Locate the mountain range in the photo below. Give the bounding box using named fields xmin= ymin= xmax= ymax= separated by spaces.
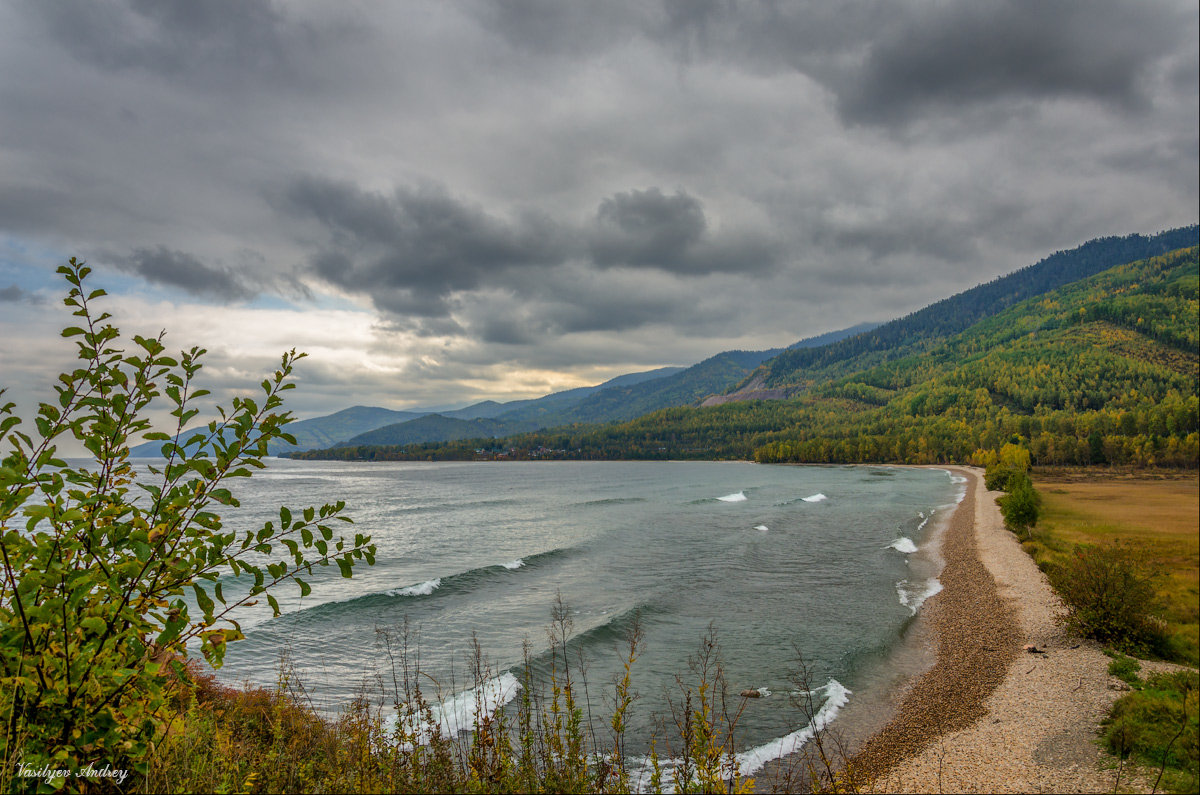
xmin=134 ymin=225 xmax=1197 ymax=459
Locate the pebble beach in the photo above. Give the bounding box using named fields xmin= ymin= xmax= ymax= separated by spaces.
xmin=852 ymin=467 xmax=1160 ymax=794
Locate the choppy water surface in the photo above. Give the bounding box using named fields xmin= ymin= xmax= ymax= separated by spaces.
xmin=184 ymin=459 xmax=963 ymax=775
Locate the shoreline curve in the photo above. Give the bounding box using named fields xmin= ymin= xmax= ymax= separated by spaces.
xmin=852 ymin=466 xmax=1158 ymax=794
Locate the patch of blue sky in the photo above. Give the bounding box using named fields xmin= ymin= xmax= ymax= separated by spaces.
xmin=244 ymin=293 xmax=301 ymax=311
xmin=0 ymin=236 xmax=71 ymax=291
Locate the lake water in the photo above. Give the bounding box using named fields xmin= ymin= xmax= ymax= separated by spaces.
xmin=199 ymin=459 xmax=964 ymax=777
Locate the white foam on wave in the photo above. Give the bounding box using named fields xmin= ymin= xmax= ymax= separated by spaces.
xmin=502 ymin=559 xmax=524 ymax=570
xmin=386 ymin=578 xmax=441 ymax=597
xmin=888 ymin=537 xmax=918 ymax=554
xmin=896 ymin=578 xmax=943 ymax=615
xmin=717 ymin=491 xmax=747 ymax=502
xmin=630 ymin=680 xmax=851 ymax=791
xmin=754 ymin=525 xmax=769 ymax=532
xmin=387 ymin=672 xmax=521 ymax=747
xmin=756 ymin=686 xmax=772 ymax=697
xmin=801 ymin=493 xmax=827 ymax=503
xmin=734 ymin=679 xmax=851 ymax=777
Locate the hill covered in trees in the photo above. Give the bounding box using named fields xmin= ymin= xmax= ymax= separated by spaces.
xmin=724 ymin=225 xmax=1199 ymax=397
xmin=295 ymin=245 xmax=1199 ymax=468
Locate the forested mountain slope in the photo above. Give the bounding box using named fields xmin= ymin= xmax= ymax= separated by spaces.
xmin=732 ymin=225 xmax=1198 ymax=396
xmin=338 ymin=323 xmax=881 ymax=447
xmin=300 ymin=246 xmax=1198 ymax=467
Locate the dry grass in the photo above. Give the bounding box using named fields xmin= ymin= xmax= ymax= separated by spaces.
xmin=1030 ymin=473 xmax=1199 ymax=663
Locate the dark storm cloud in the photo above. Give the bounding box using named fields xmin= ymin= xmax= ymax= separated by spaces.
xmin=279 ymin=177 xmax=778 ymax=323
xmin=834 ymin=1 xmax=1185 ymax=127
xmin=104 ymin=246 xmax=252 ymax=302
xmin=277 ymin=176 xmax=571 ymax=317
xmin=590 ymin=188 xmax=777 ymax=275
xmin=489 ymin=1 xmax=1187 ymax=130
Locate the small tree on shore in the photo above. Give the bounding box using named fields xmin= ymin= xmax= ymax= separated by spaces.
xmin=997 ymin=471 xmax=1041 ymax=539
xmin=0 ymin=259 xmax=375 ymax=788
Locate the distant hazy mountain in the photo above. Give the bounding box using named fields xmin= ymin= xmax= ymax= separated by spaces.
xmin=333 ymin=326 xmax=882 ymax=448
xmin=128 ymin=404 xmax=425 ymax=457
xmin=131 ymin=367 xmax=686 ymax=456
xmin=437 ymin=367 xmax=687 ymax=421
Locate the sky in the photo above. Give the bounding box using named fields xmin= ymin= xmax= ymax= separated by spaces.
xmin=1 ymin=0 xmax=1197 ymax=431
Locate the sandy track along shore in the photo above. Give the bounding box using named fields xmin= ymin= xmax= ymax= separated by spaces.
xmin=855 ymin=467 xmax=1161 ymax=794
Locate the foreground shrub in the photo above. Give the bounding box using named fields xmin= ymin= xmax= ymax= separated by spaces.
xmin=1053 ymin=542 xmax=1168 ymax=655
xmin=0 ymin=260 xmax=375 ymax=790
xmin=1103 ymin=669 xmax=1198 ymax=795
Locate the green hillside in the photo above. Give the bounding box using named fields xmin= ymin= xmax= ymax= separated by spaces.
xmin=732 ymin=226 xmax=1198 ymax=395
xmin=297 ymin=246 xmax=1199 ymax=466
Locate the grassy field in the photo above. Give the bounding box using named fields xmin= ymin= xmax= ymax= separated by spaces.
xmin=1029 ymin=471 xmax=1199 ymax=664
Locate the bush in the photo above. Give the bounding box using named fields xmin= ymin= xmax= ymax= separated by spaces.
xmin=997 ymin=471 xmax=1041 ymax=538
xmin=1103 ymin=670 xmax=1198 ymax=794
xmin=1053 ymin=542 xmax=1168 ymax=655
xmin=0 ymin=260 xmax=375 ymax=788
xmin=984 ymin=442 xmax=1030 ymax=491
xmin=1107 ymin=652 xmax=1142 ymax=686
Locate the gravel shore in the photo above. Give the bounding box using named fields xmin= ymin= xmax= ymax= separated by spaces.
xmin=854 ymin=467 xmax=1153 ymax=794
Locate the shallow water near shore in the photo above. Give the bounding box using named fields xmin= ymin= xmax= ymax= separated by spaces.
xmin=163 ymin=459 xmax=963 ymax=774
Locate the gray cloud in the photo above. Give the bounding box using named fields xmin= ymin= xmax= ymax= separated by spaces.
xmin=590 ymin=188 xmax=775 ymax=274
xmin=0 ymin=0 xmax=1195 ymax=417
xmin=104 ymin=246 xmax=252 ymax=301
xmin=20 ymin=0 xmax=307 ymax=90
xmin=279 ymin=177 xmax=779 ymax=327
xmin=277 ymin=176 xmax=571 ymax=316
xmin=0 ymin=284 xmax=43 ymax=304
xmin=834 ymin=1 xmax=1184 ymax=127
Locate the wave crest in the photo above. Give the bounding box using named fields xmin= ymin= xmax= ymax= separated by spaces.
xmin=896 ymin=578 xmax=943 ymax=615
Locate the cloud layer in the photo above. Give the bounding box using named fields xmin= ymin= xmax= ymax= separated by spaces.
xmin=0 ymin=0 xmax=1195 ymax=419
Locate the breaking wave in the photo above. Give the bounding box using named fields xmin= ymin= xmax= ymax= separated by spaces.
xmin=801 ymin=493 xmax=827 ymax=503
xmin=717 ymin=491 xmax=748 ymax=502
xmin=630 ymin=679 xmax=851 ymax=791
xmin=896 ymin=578 xmax=943 ymax=615
xmin=273 ymin=547 xmax=571 ymax=623
xmin=887 ymin=537 xmax=918 ymax=554
xmin=385 ymin=672 xmax=521 ymax=746
xmin=387 ymin=578 xmax=441 ymax=597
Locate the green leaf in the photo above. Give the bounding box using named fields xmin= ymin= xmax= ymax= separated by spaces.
xmin=80 ymin=616 xmax=106 ymax=635
xmin=337 ymin=557 xmax=353 ymax=578
xmin=131 ymin=540 xmax=152 ymax=562
xmin=192 ymin=583 xmax=215 ymax=619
